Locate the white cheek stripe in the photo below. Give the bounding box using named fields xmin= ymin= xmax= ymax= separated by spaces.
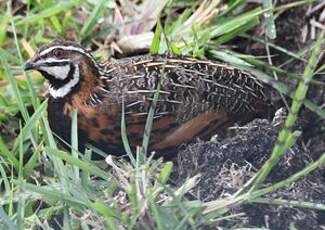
xmin=49 ymin=65 xmax=80 ymax=98
xmin=37 ymin=57 xmax=70 ymax=64
xmin=40 ymin=65 xmax=71 ymax=80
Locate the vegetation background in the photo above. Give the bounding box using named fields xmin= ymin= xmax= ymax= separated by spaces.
xmin=0 ymin=0 xmax=324 ymax=229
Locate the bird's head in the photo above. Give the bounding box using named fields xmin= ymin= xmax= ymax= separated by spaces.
xmin=24 ymin=40 xmax=98 ymax=98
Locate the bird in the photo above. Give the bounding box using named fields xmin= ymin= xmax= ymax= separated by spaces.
xmin=24 ymin=40 xmax=271 ymax=158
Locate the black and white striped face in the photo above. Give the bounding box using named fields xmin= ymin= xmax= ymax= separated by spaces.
xmin=24 ymin=41 xmax=96 ymax=98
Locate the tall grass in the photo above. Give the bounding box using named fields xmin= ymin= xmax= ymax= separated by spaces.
xmin=0 ymin=0 xmax=324 ymax=229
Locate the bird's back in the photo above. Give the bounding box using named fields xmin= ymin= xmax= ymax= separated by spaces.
xmin=98 ymin=54 xmax=269 ymax=121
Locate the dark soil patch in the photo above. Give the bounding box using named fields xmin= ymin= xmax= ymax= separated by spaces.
xmin=173 ymin=117 xmax=324 ymax=229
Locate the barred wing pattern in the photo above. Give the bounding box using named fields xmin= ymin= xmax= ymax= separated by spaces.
xmin=93 ymin=55 xmax=269 ymax=123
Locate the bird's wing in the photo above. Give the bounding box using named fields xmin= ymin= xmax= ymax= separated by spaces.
xmin=96 ymin=55 xmax=270 ymax=123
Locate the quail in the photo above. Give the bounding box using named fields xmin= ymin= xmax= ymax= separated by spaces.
xmin=24 ymin=40 xmax=270 ymax=157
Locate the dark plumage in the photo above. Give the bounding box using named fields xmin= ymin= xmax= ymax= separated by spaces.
xmin=24 ymin=40 xmax=271 ymax=157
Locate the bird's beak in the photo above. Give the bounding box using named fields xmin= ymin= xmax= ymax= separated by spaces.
xmin=23 ymin=55 xmax=40 ymax=71
xmin=23 ymin=60 xmax=35 ymax=71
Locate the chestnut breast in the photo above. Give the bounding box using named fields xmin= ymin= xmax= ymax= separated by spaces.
xmin=48 ymin=95 xmax=229 ymax=156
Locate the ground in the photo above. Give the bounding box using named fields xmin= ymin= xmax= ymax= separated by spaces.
xmin=174 ymin=118 xmax=324 ymax=229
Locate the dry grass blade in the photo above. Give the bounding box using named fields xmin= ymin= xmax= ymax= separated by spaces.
xmin=172 ymin=0 xmax=221 ymax=39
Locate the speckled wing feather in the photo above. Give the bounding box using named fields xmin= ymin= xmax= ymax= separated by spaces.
xmin=93 ymin=55 xmax=269 ymax=123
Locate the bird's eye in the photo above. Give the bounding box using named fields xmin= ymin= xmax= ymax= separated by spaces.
xmin=53 ymin=49 xmax=63 ymax=57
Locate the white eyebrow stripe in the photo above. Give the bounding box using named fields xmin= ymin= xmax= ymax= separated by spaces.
xmin=39 ymin=45 xmax=98 ymax=67
xmin=39 ymin=45 xmax=88 ymax=57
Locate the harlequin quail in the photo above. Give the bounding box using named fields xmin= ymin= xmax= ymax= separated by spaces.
xmin=24 ymin=40 xmax=271 ymax=157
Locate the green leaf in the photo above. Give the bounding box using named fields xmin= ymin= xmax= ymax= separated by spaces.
xmin=159 ymin=161 xmax=173 ymax=185
xmin=150 ymin=19 xmax=162 ymax=55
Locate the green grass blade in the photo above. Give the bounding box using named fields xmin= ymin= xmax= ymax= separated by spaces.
xmin=80 ymin=0 xmax=109 ymax=39
xmin=41 ymin=117 xmax=71 ymax=192
xmin=50 ymin=16 xmax=63 ymax=33
xmin=0 ymin=49 xmax=29 ymax=122
xmin=249 ymin=152 xmax=325 ymax=199
xmin=0 ymin=136 xmax=19 ymax=169
xmin=0 ymin=13 xmax=10 ymax=47
xmin=208 ymin=49 xmax=253 ymax=67
xmin=150 ymin=19 xmax=162 ymax=55
xmin=18 ymin=122 xmax=24 ymax=179
xmin=240 ymin=34 xmax=306 ymax=62
xmin=63 ymin=208 xmax=73 ymax=230
xmin=212 ymin=15 xmax=259 ymax=46
xmin=303 ymin=99 xmax=325 ymax=118
xmin=208 ymin=8 xmax=267 ymax=38
xmin=251 ymin=198 xmax=325 ymax=211
xmin=23 ymin=142 xmax=42 ymax=176
xmin=219 ymin=0 xmax=247 ymax=16
xmin=46 ymin=148 xmax=114 ymax=181
xmin=19 ymin=181 xmax=87 ymax=207
xmin=248 ymin=31 xmax=324 ymax=192
xmin=159 ymin=161 xmax=173 ymax=185
xmin=42 ymin=116 xmax=57 ymax=149
xmin=9 ymin=2 xmax=38 ymax=110
xmin=13 ymin=100 xmax=48 ymax=151
xmin=88 ymin=200 xmax=121 ymax=219
xmin=274 ymin=0 xmax=319 ymax=12
xmin=141 ymin=65 xmax=164 ymax=156
xmin=0 ymin=161 xmax=11 ymax=195
xmin=262 ymin=0 xmax=276 ymax=39
xmin=0 ymin=207 xmax=17 ymax=230
xmin=121 ymin=99 xmax=136 ymax=166
xmin=15 ymin=0 xmax=81 ymax=26
xmin=71 ymin=108 xmax=80 ymax=179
